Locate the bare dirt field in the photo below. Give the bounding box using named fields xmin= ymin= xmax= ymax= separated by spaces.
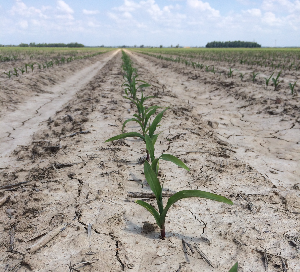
xmin=0 ymin=49 xmax=299 ymax=272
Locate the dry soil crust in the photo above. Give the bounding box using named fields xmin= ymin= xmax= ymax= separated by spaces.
xmin=0 ymin=50 xmax=299 ymax=272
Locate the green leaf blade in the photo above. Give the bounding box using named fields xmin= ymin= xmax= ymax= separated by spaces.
xmin=160 ymin=154 xmax=190 ymax=171
xmin=136 ymin=200 xmax=161 ymax=227
xmin=229 ymin=262 xmax=238 ymax=272
xmin=144 ymin=161 xmax=162 ymax=200
xmin=105 ymin=132 xmax=145 ymax=142
xmin=149 ymin=108 xmax=169 ymax=138
xmin=160 ymin=190 xmax=233 ymax=225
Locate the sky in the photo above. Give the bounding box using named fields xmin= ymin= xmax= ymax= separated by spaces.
xmin=0 ymin=0 xmax=299 ymax=47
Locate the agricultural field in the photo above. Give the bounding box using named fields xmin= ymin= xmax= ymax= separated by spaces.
xmin=0 ymin=48 xmax=299 ymax=272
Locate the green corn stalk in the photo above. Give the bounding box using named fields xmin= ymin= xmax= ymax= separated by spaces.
xmin=239 ymin=73 xmax=246 ymax=81
xmin=289 ymin=81 xmax=297 ymax=95
xmin=12 ymin=68 xmax=19 ymax=77
xmin=228 ymin=68 xmax=234 ymax=78
xmin=29 ymin=63 xmax=35 ymax=72
xmin=272 ymin=71 xmax=282 ymax=91
xmin=205 ymin=65 xmax=210 ymax=72
xmin=264 ymin=72 xmax=274 ymax=87
xmin=19 ymin=67 xmax=25 ymax=75
xmin=4 ymin=71 xmax=12 ymax=79
xmin=25 ymin=63 xmax=29 ymax=73
xmin=136 ymin=161 xmax=233 ymax=239
xmin=251 ymin=71 xmax=259 ymax=83
xmin=210 ymin=65 xmax=215 ymax=74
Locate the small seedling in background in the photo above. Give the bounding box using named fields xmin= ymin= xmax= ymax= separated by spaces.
xmin=264 ymin=72 xmax=274 ymax=88
xmin=4 ymin=71 xmax=12 ymax=79
xmin=239 ymin=72 xmax=246 ymax=81
xmin=228 ymin=68 xmax=234 ymax=78
xmin=19 ymin=67 xmax=25 ymax=75
xmin=251 ymin=71 xmax=259 ymax=83
xmin=29 ymin=63 xmax=35 ymax=72
xmin=12 ymin=68 xmax=19 ymax=77
xmin=289 ymin=82 xmax=297 ymax=95
xmin=272 ymin=71 xmax=282 ymax=91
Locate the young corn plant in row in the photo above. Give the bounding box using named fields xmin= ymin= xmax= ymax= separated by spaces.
xmin=105 ymin=51 xmax=233 ymax=239
xmin=289 ymin=81 xmax=297 ymax=95
xmin=111 ymin=51 xmax=239 ymax=271
xmin=105 ymin=51 xmax=238 ymax=270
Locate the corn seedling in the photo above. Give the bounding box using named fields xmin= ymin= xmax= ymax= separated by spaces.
xmin=136 ymin=161 xmax=233 ymax=239
xmin=289 ymin=81 xmax=297 ymax=95
xmin=228 ymin=68 xmax=234 ymax=78
xmin=105 ymin=51 xmax=233 ymax=241
xmin=25 ymin=63 xmax=29 ymax=73
xmin=12 ymin=68 xmax=19 ymax=77
xmin=19 ymin=67 xmax=25 ymax=75
xmin=29 ymin=63 xmax=35 ymax=72
xmin=251 ymin=71 xmax=259 ymax=83
xmin=272 ymin=71 xmax=282 ymax=91
xmin=210 ymin=65 xmax=216 ymax=74
xmin=239 ymin=73 xmax=246 ymax=81
xmin=264 ymin=72 xmax=274 ymax=88
xmin=4 ymin=71 xmax=12 ymax=79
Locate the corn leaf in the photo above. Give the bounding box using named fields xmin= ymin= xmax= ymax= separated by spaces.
xmin=136 ymin=200 xmax=161 ymax=227
xmin=105 ymin=132 xmax=145 ymax=142
xmin=144 ymin=161 xmax=162 ymax=200
xmin=160 ymin=190 xmax=233 ymax=224
xmin=160 ymin=154 xmax=190 ymax=171
xmin=122 ymin=118 xmax=143 ymax=133
xmin=149 ymin=108 xmax=169 ymax=138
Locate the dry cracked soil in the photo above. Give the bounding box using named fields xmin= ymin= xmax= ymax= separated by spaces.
xmin=0 ymin=50 xmax=299 ymax=272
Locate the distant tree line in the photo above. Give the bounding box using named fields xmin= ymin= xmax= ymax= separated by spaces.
xmin=206 ymin=41 xmax=261 ymax=48
xmin=19 ymin=42 xmax=84 ymax=48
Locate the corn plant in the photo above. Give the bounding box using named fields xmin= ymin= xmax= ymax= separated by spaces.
xmin=136 ymin=161 xmax=233 ymax=239
xmin=264 ymin=72 xmax=274 ymax=88
xmin=239 ymin=73 xmax=246 ymax=81
xmin=205 ymin=65 xmax=210 ymax=72
xmin=228 ymin=68 xmax=234 ymax=78
xmin=210 ymin=65 xmax=216 ymax=74
xmin=25 ymin=63 xmax=29 ymax=73
xmin=29 ymin=63 xmax=35 ymax=72
xmin=105 ymin=51 xmax=233 ymax=241
xmin=289 ymin=81 xmax=297 ymax=95
xmin=4 ymin=71 xmax=12 ymax=79
xmin=272 ymin=71 xmax=282 ymax=91
xmin=12 ymin=68 xmax=19 ymax=77
xmin=19 ymin=67 xmax=25 ymax=75
xmin=251 ymin=71 xmax=259 ymax=83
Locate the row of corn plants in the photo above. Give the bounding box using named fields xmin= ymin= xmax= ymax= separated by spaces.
xmin=136 ymin=48 xmax=300 ymax=72
xmin=139 ymin=52 xmax=298 ymax=95
xmin=105 ymin=51 xmax=238 ymax=271
xmin=3 ymin=51 xmax=107 ymax=79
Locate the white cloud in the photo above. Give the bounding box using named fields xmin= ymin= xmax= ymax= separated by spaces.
xmin=262 ymin=11 xmax=283 ymax=26
xmin=10 ymin=0 xmax=47 ymax=18
xmin=187 ymin=0 xmax=220 ymax=17
xmin=57 ymin=0 xmax=74 ymax=14
xmin=83 ymin=9 xmax=100 ymax=15
xmin=243 ymin=8 xmax=262 ymax=17
xmin=19 ymin=20 xmax=28 ymax=29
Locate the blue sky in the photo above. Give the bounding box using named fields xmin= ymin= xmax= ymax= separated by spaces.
xmin=0 ymin=0 xmax=299 ymax=47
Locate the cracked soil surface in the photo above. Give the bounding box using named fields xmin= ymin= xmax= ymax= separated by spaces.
xmin=0 ymin=50 xmax=299 ymax=272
